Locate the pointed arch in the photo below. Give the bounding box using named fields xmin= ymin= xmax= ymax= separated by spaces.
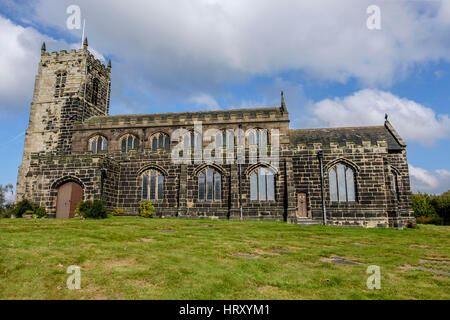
xmin=244 ymin=162 xmax=278 ymax=178
xmin=193 ymin=163 xmax=228 ymax=176
xmin=324 ymin=158 xmax=360 ymax=173
xmin=51 ymin=176 xmax=85 ymax=190
xmin=390 ymin=165 xmax=401 ymax=176
xmin=137 ymin=164 xmax=168 ymax=177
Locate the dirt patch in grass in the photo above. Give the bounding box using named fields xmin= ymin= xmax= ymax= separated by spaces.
xmin=159 ymin=230 xmax=177 ymax=233
xmin=253 ymin=249 xmax=279 ymax=256
xmin=258 ymin=285 xmax=284 ymax=295
xmin=420 ymin=259 xmax=450 ymax=265
xmin=80 ymin=244 xmax=96 ymax=249
xmin=400 ymin=264 xmax=450 ymax=276
xmin=138 ymin=238 xmax=156 ymax=243
xmin=232 ymin=253 xmax=257 ymax=259
xmin=352 ymin=242 xmax=374 ymax=247
xmin=410 ymin=244 xmax=431 ymax=249
xmin=104 ymin=258 xmax=138 ymax=268
xmin=425 ymin=254 xmax=449 ymax=261
xmin=320 ymin=256 xmax=362 ymax=265
xmin=126 ymin=279 xmax=158 ymax=288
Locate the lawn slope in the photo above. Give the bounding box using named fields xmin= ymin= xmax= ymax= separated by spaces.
xmin=0 ymin=217 xmax=448 ymax=300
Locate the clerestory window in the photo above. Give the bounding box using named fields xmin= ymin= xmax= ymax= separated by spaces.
xmin=89 ymin=135 xmax=108 ymax=153
xmin=121 ymin=134 xmax=139 ymax=153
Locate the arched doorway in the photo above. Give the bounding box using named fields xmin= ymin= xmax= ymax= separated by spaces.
xmin=56 ymin=182 xmax=83 ymax=219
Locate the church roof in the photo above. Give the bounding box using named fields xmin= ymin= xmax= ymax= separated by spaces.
xmin=289 ymin=123 xmax=406 ymax=151
xmin=83 ymin=106 xmax=288 ymax=127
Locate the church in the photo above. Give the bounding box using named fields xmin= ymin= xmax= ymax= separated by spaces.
xmin=15 ymin=40 xmax=415 ymax=228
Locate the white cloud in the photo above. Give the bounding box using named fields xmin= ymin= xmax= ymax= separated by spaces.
xmin=308 ymin=89 xmax=450 ymax=146
xmin=26 ymin=0 xmax=450 ymax=88
xmin=409 ymin=165 xmax=450 ymax=195
xmin=189 ymin=93 xmax=220 ymax=110
xmin=0 ymin=15 xmax=105 ymax=111
xmin=0 ymin=16 xmax=43 ymax=110
xmin=2 ymin=1 xmax=450 ymax=115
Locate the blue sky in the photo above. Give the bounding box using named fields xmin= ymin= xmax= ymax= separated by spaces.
xmin=0 ymin=0 xmax=449 ymax=198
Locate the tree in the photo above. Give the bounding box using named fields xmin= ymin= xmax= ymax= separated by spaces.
xmin=430 ymin=191 xmax=450 ymax=225
xmin=411 ymin=193 xmax=436 ymax=218
xmin=0 ymin=184 xmax=13 ymax=209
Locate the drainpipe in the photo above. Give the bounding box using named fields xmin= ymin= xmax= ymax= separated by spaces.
xmin=317 ymin=151 xmax=327 ymax=225
xmin=238 ymin=124 xmax=243 ymax=221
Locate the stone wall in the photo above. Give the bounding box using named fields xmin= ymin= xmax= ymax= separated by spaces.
xmin=16 ymin=44 xmax=111 ymax=201
xmin=15 ymin=46 xmax=415 ymax=228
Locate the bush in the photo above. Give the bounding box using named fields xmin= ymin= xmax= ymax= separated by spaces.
xmin=430 ymin=193 xmax=450 ymax=225
xmin=34 ymin=205 xmax=48 ymax=219
xmin=406 ymin=220 xmax=417 ymax=229
xmin=411 ymin=193 xmax=436 ymax=218
xmin=111 ymin=208 xmax=124 ymax=216
xmin=76 ymin=200 xmax=108 ymax=219
xmin=1 ymin=200 xmax=48 ymax=219
xmin=14 ymin=199 xmax=34 ymax=218
xmin=24 ymin=210 xmax=34 ymax=216
xmin=139 ymin=200 xmax=155 ymax=218
xmin=416 ymin=216 xmax=431 ymax=224
xmin=0 ymin=203 xmax=16 ymax=218
xmin=412 ymin=191 xmax=450 ymax=225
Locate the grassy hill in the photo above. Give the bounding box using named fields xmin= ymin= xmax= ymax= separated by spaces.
xmin=0 ymin=217 xmax=448 ymax=300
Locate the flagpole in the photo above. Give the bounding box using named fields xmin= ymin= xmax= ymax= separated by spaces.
xmin=81 ymin=19 xmax=86 ymax=49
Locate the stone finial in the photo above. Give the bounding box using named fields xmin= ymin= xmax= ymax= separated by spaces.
xmin=41 ymin=42 xmax=46 ymax=55
xmin=280 ymin=90 xmax=287 ymax=113
xmin=83 ymin=37 xmax=88 ymax=50
xmin=107 ymin=59 xmax=112 ymax=70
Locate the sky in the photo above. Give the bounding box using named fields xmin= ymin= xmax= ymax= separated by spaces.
xmin=0 ymin=0 xmax=449 ymax=200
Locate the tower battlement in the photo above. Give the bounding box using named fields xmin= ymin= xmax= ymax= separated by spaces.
xmin=16 ymin=40 xmax=112 ymax=201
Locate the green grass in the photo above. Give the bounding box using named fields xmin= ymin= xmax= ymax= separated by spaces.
xmin=0 ymin=217 xmax=448 ymax=300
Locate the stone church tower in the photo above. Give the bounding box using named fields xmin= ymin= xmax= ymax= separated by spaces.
xmin=16 ymin=39 xmax=111 ymax=201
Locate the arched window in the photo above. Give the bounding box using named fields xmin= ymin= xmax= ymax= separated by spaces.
xmin=55 ymin=72 xmax=67 ymax=97
xmin=121 ymin=134 xmax=139 ymax=153
xmin=92 ymin=78 xmax=99 ymax=105
xmin=182 ymin=130 xmax=202 ymax=155
xmin=328 ymin=163 xmax=356 ymax=202
xmin=198 ymin=167 xmax=221 ymax=201
xmin=250 ymin=167 xmax=275 ymax=201
xmin=142 ymin=169 xmax=164 ymax=201
xmin=248 ymin=129 xmax=268 ymax=147
xmin=89 ymin=135 xmax=108 ymax=153
xmin=151 ymin=132 xmax=170 ymax=152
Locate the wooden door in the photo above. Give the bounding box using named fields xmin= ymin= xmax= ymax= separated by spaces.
xmin=296 ymin=193 xmax=308 ymax=218
xmin=56 ymin=182 xmax=83 ymax=219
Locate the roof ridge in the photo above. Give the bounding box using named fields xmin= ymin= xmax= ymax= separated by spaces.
xmin=86 ymin=106 xmax=282 ymax=120
xmin=289 ymin=125 xmax=385 ymax=131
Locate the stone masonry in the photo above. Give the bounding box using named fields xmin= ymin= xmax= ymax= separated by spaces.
xmin=16 ymin=42 xmax=415 ymax=228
